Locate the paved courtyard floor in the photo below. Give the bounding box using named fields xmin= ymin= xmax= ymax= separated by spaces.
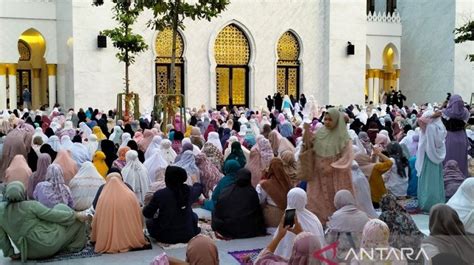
xmin=0 ymin=210 xmax=430 ymax=265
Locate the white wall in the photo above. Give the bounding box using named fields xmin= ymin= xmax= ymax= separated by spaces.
xmin=398 ymin=0 xmax=456 ymax=105
xmin=327 ymin=0 xmax=367 ymax=106
xmin=454 ymin=0 xmax=474 ymax=102
xmin=374 ymin=0 xmax=387 ymax=14
xmin=0 ymin=0 xmax=58 ymax=64
xmin=70 ymin=0 xmax=323 ymax=111
xmin=56 ymin=0 xmax=74 ymax=108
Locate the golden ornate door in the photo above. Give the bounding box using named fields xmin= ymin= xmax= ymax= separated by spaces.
xmin=277 ymin=31 xmax=300 ymax=98
xmin=214 ymin=24 xmax=250 ymax=109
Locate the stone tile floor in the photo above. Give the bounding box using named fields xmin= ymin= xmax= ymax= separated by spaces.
xmin=0 ymin=209 xmax=430 ymax=265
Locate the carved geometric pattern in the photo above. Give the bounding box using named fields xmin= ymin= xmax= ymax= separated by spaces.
xmin=277 ymin=31 xmax=300 ymax=62
xmin=231 ymin=68 xmax=246 ymax=105
xmin=277 ymin=66 xmax=299 ymax=98
xmin=18 ymin=40 xmax=31 ymax=61
xmin=216 ymin=67 xmax=230 ymax=106
xmin=155 ymin=27 xmax=184 ymax=64
xmin=214 ymin=24 xmax=250 ymax=65
xmin=287 ymin=68 xmax=298 ymax=98
xmin=277 ymin=67 xmax=286 ymax=95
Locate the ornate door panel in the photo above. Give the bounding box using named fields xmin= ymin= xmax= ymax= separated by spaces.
xmin=216 ymin=66 xmax=248 ymax=109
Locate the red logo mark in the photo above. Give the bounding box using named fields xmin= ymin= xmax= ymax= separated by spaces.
xmin=313 ymin=241 xmax=338 ymax=265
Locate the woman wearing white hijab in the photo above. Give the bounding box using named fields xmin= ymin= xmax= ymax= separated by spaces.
xmin=143 ymin=149 xmax=168 ymax=183
xmin=121 ymin=150 xmax=150 ymax=205
xmin=144 ymin=135 xmax=162 ymax=160
xmin=273 ymin=188 xmax=326 ymax=259
xmin=32 ymin=127 xmax=48 ymax=145
xmin=79 ymin=122 xmax=92 ymax=139
xmin=350 ymin=160 xmax=378 ymax=218
xmin=108 ymin=125 xmax=123 ymax=146
xmin=159 ymin=139 xmax=177 ymax=164
xmin=69 ymin=161 xmax=105 ymax=211
xmin=120 ymin=132 xmax=131 ymax=147
xmin=85 ymin=134 xmax=99 ymax=160
xmin=59 ymin=121 xmax=76 ymax=139
xmin=60 ymin=135 xmax=74 ymax=151
xmin=447 ymin=178 xmax=474 ymax=234
xmin=416 ymin=110 xmax=447 ymax=212
xmin=182 ymin=138 xmax=201 ymax=155
xmin=48 ymin=135 xmax=61 ymax=152
xmin=206 ymin=132 xmax=222 ymax=152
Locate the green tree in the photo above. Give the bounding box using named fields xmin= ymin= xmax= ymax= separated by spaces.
xmin=137 ymin=0 xmax=229 ymax=94
xmin=99 ymin=0 xmax=149 ymax=94
xmin=454 ymin=20 xmax=474 ymax=62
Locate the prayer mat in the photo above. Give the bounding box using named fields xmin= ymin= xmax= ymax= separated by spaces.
xmin=36 ymin=243 xmax=101 ymax=263
xmin=397 ymin=198 xmax=420 ymax=214
xmin=228 ymin=248 xmax=263 ymax=264
xmin=156 ymin=220 xmax=221 ymax=250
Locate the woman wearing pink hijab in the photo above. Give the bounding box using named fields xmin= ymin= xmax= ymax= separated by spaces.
xmin=53 ymin=150 xmax=78 ymax=185
xmin=5 ymin=155 xmax=32 ymax=192
xmin=138 ymin=129 xmax=154 ymax=152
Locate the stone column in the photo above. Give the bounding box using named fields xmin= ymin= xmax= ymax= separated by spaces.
xmin=396 ymin=69 xmax=400 ymax=90
xmin=0 ymin=64 xmax=7 ymax=110
xmin=8 ymin=64 xmax=17 ymax=109
xmin=32 ymin=69 xmax=41 ymax=109
xmin=373 ymin=69 xmax=381 ymax=104
xmin=48 ymin=64 xmax=56 ymax=108
xmin=367 ymin=69 xmax=374 ymax=103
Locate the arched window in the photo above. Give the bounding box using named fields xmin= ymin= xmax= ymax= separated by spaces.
xmin=214 ymin=24 xmax=250 ymax=108
xmin=277 ymin=31 xmax=300 ymax=98
xmin=387 ymin=0 xmax=397 ymax=14
xmin=155 ymin=28 xmax=185 ymax=96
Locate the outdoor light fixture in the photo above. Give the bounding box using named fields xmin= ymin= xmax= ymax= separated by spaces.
xmin=347 ymin=42 xmax=355 ymax=55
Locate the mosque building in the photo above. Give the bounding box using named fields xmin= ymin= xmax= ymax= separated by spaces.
xmin=0 ymin=0 xmax=472 ymax=112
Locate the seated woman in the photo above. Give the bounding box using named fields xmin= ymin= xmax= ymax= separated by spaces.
xmin=212 ymin=168 xmax=266 ymax=239
xmin=444 ymin=160 xmax=466 ymax=200
xmin=53 ymin=150 xmax=78 ymax=185
xmin=5 ymin=154 xmax=32 ymax=192
xmin=143 ymin=166 xmax=202 ymax=244
xmin=92 ymin=151 xmax=109 ymax=178
xmin=447 ymin=177 xmax=474 ymax=234
xmin=383 ymin=142 xmax=409 ymax=198
xmin=33 ymin=164 xmax=74 ymax=208
xmin=379 ymin=194 xmax=424 ymax=251
xmin=195 ymin=153 xmax=223 ymax=199
xmin=256 ymin=158 xmax=292 ymax=229
xmin=326 ymin=189 xmax=370 ymax=262
xmin=91 ymin=173 xmax=149 ymax=253
xmin=122 ymin=150 xmax=150 ymax=205
xmin=0 ymin=181 xmax=87 ymax=262
xmin=246 ymin=135 xmax=273 ymax=187
xmin=351 ymin=219 xmax=407 ymax=265
xmin=112 ymin=146 xmax=130 ymax=170
xmin=91 ymin=169 xmax=133 ymax=209
xmin=354 ymin=146 xmax=393 ymax=207
xmin=350 ymin=160 xmax=378 ymax=218
xmin=69 ymin=161 xmax=106 ymax=211
xmin=28 ymin=153 xmax=52 ymax=199
xmin=224 ymin=141 xmax=247 ymax=168
xmin=203 ymin=159 xmax=242 ymax=211
xmin=256 ymin=218 xmax=322 ymax=265
xmin=173 ymin=150 xmax=200 ymax=186
xmin=421 ymin=204 xmax=474 ymax=264
xmin=150 ymin=234 xmax=219 ymax=265
xmin=273 ymin=188 xmax=326 ymax=259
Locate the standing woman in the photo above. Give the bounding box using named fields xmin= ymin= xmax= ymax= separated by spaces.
xmin=442 ymin=94 xmax=470 ymax=177
xmin=416 ymin=110 xmax=447 ymax=213
xmin=305 ymin=108 xmax=354 ymax=225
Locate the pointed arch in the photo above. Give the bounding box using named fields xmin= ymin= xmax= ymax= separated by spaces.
xmin=213 ymin=22 xmax=253 ymax=108
xmin=276 ymin=30 xmax=301 ymax=98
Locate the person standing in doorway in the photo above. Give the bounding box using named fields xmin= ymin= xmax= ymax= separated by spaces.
xmin=265 ymin=95 xmax=274 ymax=112
xmin=23 ymin=87 xmax=31 ymax=109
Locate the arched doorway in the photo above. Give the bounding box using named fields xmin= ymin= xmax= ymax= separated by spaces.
xmin=17 ymin=28 xmax=48 ymax=109
xmin=214 ymin=24 xmax=250 ymax=109
xmin=155 ymin=28 xmax=185 ymax=98
xmin=276 ymin=31 xmax=301 ymax=98
xmin=382 ymin=44 xmax=399 ymax=93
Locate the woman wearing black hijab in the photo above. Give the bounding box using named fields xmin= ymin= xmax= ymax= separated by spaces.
xmin=212 ymin=168 xmax=266 ymax=239
xmin=39 ymin=144 xmax=57 ymax=161
xmin=143 ymin=166 xmax=202 ymax=244
xmin=127 ymin=140 xmax=145 ymax=163
xmin=124 ymin=124 xmax=135 ymax=138
xmin=100 ymin=139 xmax=117 ymax=169
xmin=44 ymin=127 xmax=55 ymax=138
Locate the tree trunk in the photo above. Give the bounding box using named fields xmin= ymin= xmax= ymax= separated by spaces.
xmin=168 ymin=0 xmax=180 ymax=95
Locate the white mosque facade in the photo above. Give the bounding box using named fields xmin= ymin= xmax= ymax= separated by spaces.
xmin=0 ymin=0 xmax=472 ymax=112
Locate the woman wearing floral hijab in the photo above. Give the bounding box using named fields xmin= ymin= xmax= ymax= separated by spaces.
xmin=195 ymin=153 xmax=223 ymax=199
xmin=358 ymin=131 xmax=372 ymax=155
xmin=33 ymin=164 xmax=74 ymax=208
xmin=246 ymin=135 xmax=274 ymax=187
xmin=69 ymin=161 xmax=106 ymax=211
xmin=202 ymin=141 xmax=224 ymax=170
xmin=378 ymin=194 xmax=424 ymax=253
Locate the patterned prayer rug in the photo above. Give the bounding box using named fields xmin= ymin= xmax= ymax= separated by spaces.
xmin=228 ymin=248 xmax=263 ymax=264
xmin=36 ymin=244 xmax=101 ymax=263
xmin=397 ymin=198 xmax=420 ymax=214
xmin=156 ymin=219 xmax=221 ymax=250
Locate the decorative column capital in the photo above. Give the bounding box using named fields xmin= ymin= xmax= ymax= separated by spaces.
xmin=47 ymin=64 xmax=57 ymax=76
xmin=0 ymin=64 xmax=6 ymax=75
xmin=7 ymin=64 xmax=17 ymax=75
